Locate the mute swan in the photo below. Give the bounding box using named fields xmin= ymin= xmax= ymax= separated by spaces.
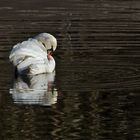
xmin=9 ymin=33 xmax=57 ymax=75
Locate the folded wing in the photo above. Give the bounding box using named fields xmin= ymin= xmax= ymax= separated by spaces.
xmin=9 ymin=38 xmax=50 ymax=74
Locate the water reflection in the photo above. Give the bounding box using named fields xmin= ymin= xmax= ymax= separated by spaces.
xmin=9 ymin=72 xmax=58 ymax=106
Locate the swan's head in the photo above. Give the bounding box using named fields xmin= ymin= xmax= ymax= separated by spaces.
xmin=34 ymin=33 xmax=57 ymax=52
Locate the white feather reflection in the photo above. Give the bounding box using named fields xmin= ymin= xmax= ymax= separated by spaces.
xmin=9 ymin=72 xmax=58 ymax=106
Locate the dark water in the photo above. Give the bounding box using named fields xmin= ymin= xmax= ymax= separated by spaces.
xmin=0 ymin=0 xmax=140 ymax=139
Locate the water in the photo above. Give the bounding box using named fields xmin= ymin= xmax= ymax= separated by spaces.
xmin=0 ymin=0 xmax=140 ymax=139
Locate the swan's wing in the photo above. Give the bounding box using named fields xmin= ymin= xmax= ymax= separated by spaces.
xmin=9 ymin=38 xmax=47 ymax=66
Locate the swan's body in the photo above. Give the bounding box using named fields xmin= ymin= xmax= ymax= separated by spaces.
xmin=9 ymin=33 xmax=57 ymax=75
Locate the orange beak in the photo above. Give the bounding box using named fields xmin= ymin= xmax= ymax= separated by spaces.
xmin=47 ymin=50 xmax=52 ymax=60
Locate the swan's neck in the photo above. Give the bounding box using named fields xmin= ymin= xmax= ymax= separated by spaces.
xmin=37 ymin=40 xmax=47 ymax=52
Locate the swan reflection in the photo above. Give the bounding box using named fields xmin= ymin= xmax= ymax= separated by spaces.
xmin=9 ymin=72 xmax=58 ymax=106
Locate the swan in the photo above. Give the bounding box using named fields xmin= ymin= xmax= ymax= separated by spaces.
xmin=9 ymin=33 xmax=57 ymax=75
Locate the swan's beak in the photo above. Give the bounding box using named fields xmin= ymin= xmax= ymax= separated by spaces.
xmin=47 ymin=48 xmax=53 ymax=54
xmin=47 ymin=49 xmax=53 ymax=60
xmin=47 ymin=50 xmax=52 ymax=55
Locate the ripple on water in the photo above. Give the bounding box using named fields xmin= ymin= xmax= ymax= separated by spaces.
xmin=0 ymin=0 xmax=139 ymax=139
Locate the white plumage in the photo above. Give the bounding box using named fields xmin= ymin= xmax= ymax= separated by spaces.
xmin=9 ymin=33 xmax=57 ymax=75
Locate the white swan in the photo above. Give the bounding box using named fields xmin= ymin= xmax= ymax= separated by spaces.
xmin=9 ymin=33 xmax=57 ymax=75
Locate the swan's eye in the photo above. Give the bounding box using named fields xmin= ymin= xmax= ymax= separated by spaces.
xmin=42 ymin=42 xmax=45 ymax=47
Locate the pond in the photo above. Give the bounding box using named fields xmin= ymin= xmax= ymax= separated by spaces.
xmin=0 ymin=0 xmax=139 ymax=139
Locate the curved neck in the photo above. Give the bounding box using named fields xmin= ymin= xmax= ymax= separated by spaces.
xmin=37 ymin=40 xmax=47 ymax=52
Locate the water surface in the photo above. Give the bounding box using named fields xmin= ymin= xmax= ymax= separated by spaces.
xmin=0 ymin=0 xmax=139 ymax=139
